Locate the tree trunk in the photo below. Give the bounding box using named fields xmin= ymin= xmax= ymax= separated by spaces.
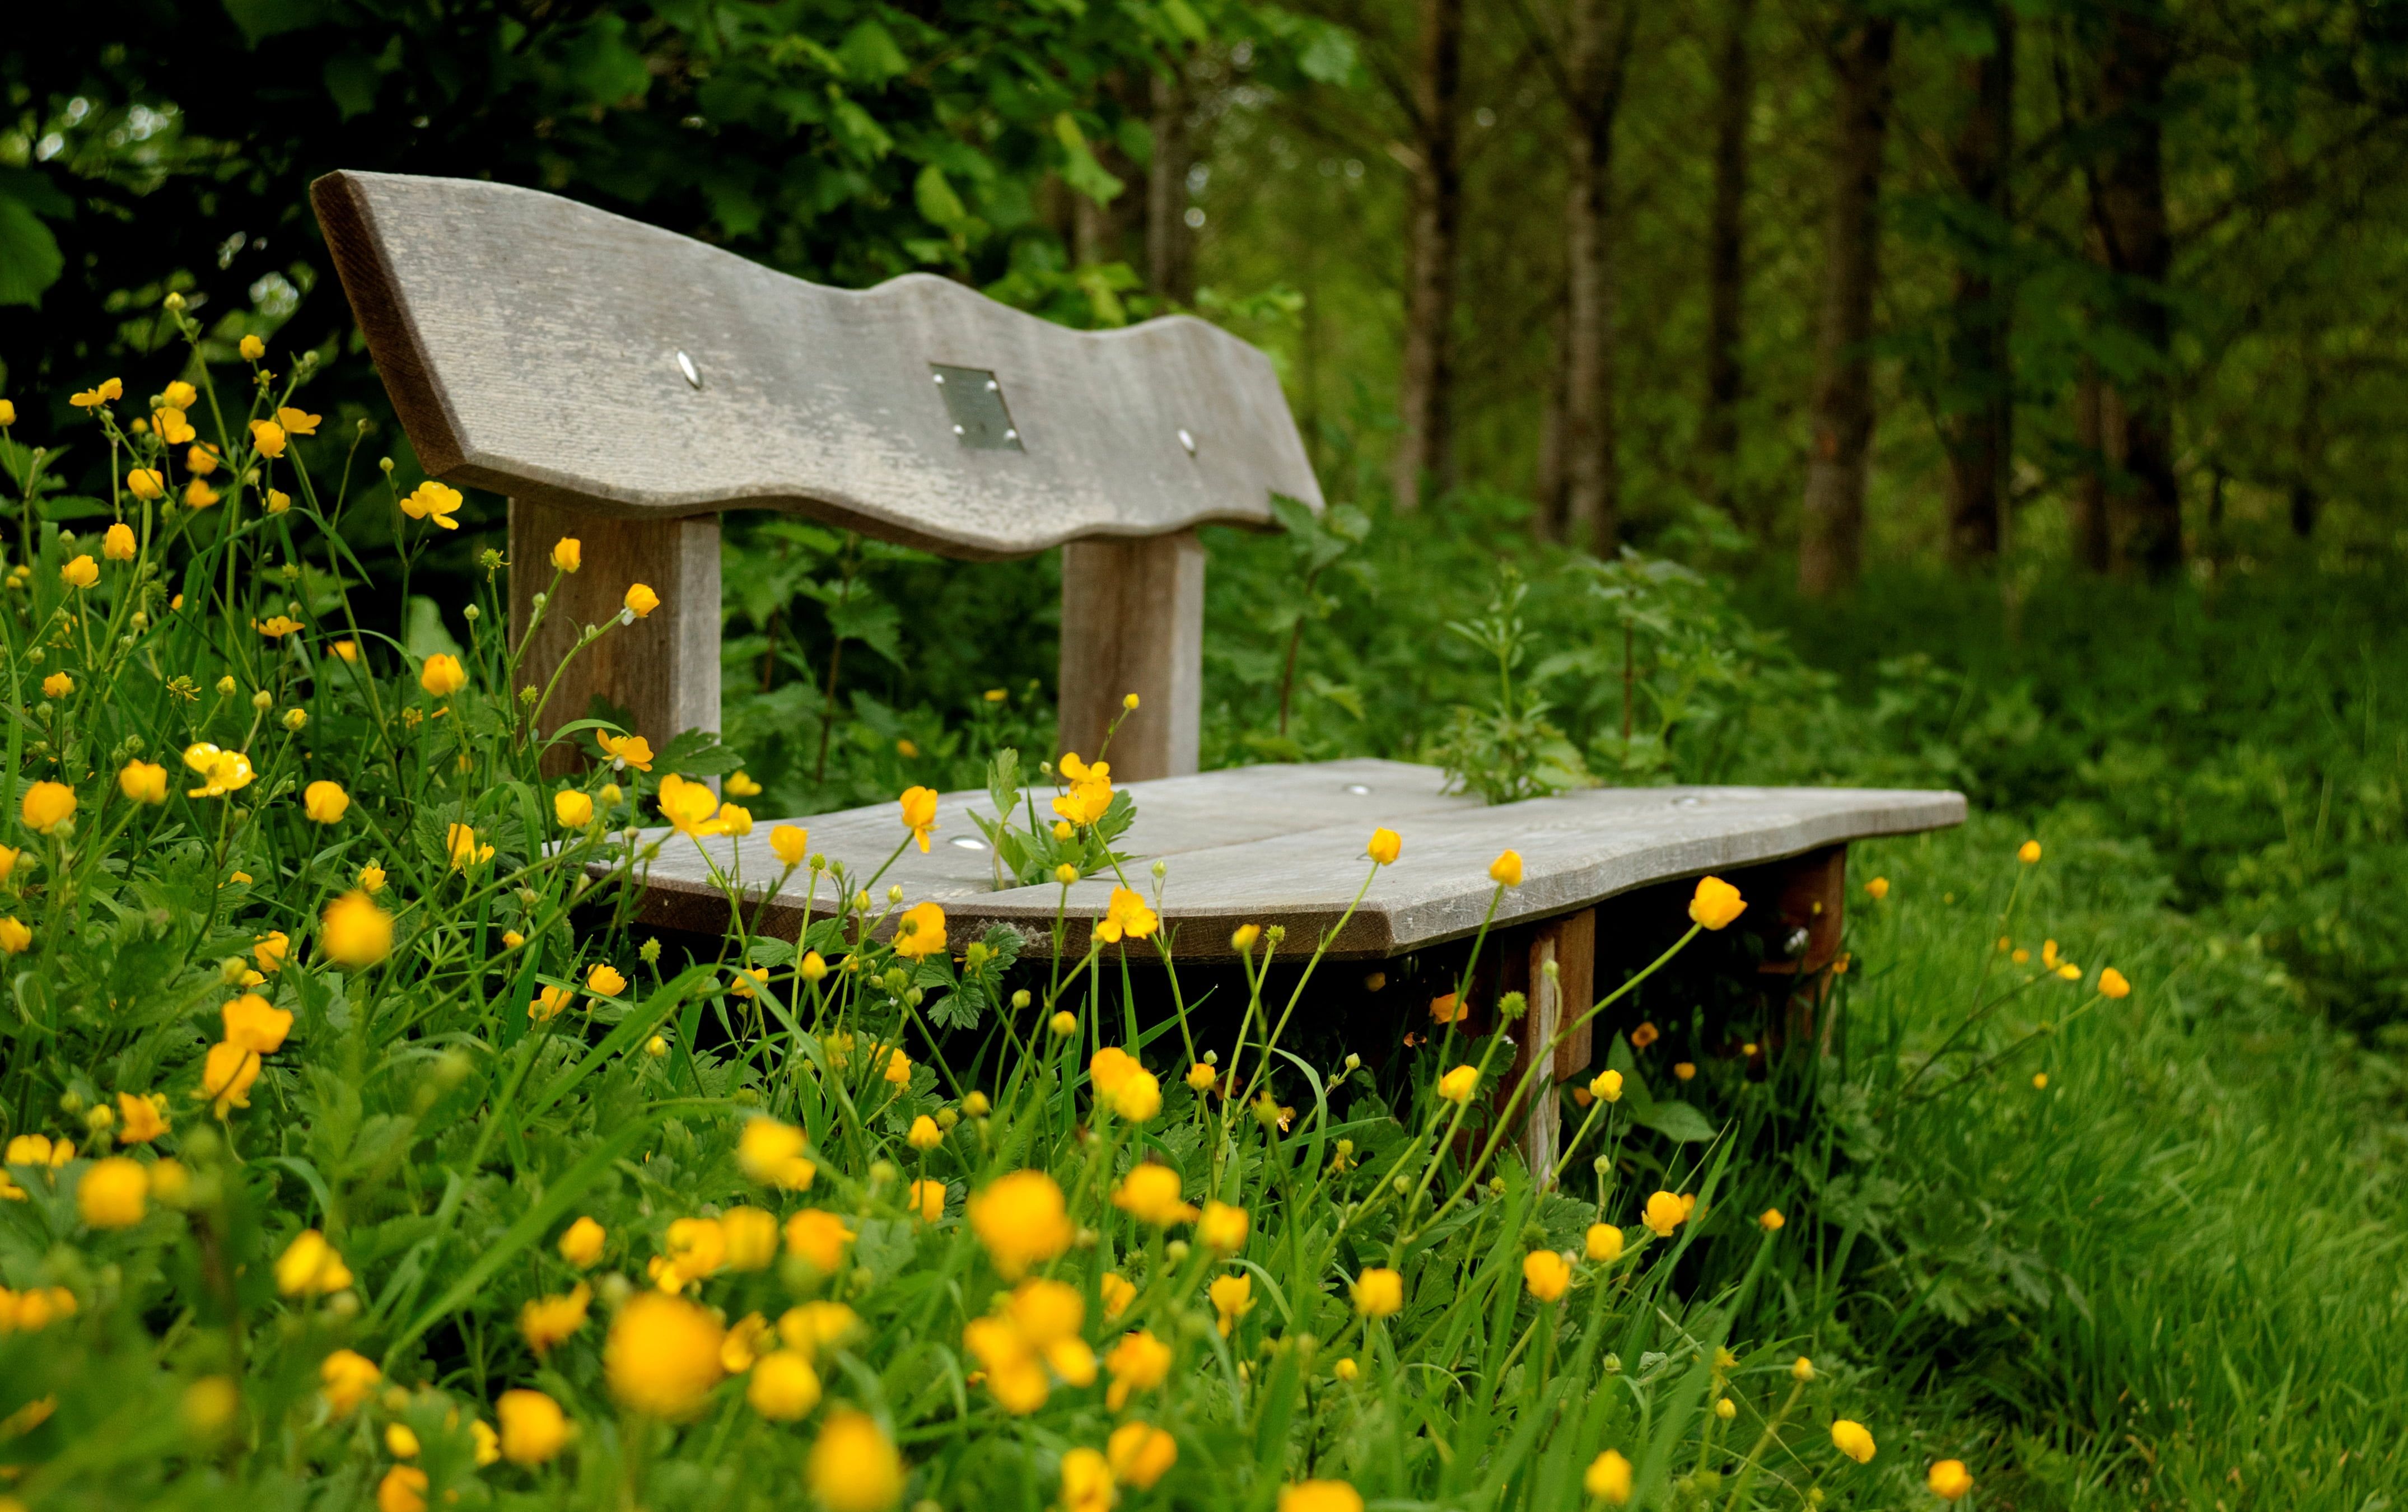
xmin=1393 ymin=0 xmax=1466 ymax=511
xmin=1560 ymin=0 xmax=1637 ymax=557
xmin=1797 ymin=13 xmax=1897 ymax=598
xmin=1147 ymin=66 xmax=1197 ymax=304
xmin=1701 ymin=0 xmax=1757 ymax=524
xmin=2089 ymin=6 xmax=2180 ymax=575
xmin=2070 ymin=358 xmax=2112 ymax=570
xmin=1943 ymin=4 xmax=2014 ymax=566
xmin=1534 ymin=303 xmax=1567 ymax=536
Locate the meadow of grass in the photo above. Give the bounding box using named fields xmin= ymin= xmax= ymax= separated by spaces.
xmin=4 ymin=308 xmax=2405 ymax=1512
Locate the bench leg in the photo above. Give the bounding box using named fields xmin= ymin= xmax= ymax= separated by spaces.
xmin=1751 ymin=843 xmax=1848 ymax=1052
xmin=1057 ymin=530 xmax=1203 ymax=781
xmin=1513 ymin=907 xmax=1596 ymax=1189
xmin=508 ymin=498 xmax=721 ymax=776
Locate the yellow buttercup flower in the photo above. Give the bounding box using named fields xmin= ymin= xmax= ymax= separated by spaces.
xmin=1585 ymin=1222 xmax=1624 ymax=1262
xmin=657 ymin=772 xmax=728 ymax=836
xmin=1865 ymin=875 xmax=1890 ymax=899
xmin=70 ymin=377 xmax=124 ymax=408
xmin=21 ymin=780 xmax=77 ymax=833
xmin=278 ymin=405 xmax=320 ymax=436
xmin=446 ymin=823 xmax=494 ymax=870
xmin=41 ymin=672 xmax=71 ymax=699
xmin=320 ymin=1349 xmax=380 ymax=1415
xmin=597 ymin=731 xmax=655 ymax=771
xmin=899 ymin=785 xmax=939 ymax=851
xmin=906 ymin=1177 xmax=945 ymax=1221
xmin=1059 ymin=1447 xmax=1113 ymax=1512
xmin=103 ymin=522 xmax=137 ymax=561
xmin=222 ymin=993 xmax=291 ymax=1053
xmin=1488 ymin=848 xmax=1523 ymax=886
xmin=738 ymin=1117 xmax=816 ymax=1190
xmin=198 ymin=1042 xmax=261 ymax=1113
xmin=1523 ymin=1249 xmax=1572 ymax=1302
xmin=127 ymin=467 xmax=166 ymax=500
xmin=1584 ymin=1450 xmax=1633 ymax=1504
xmin=808 ymin=1410 xmax=905 ymax=1512
xmin=604 ymin=1292 xmax=725 ymax=1418
xmin=519 ymin=1283 xmax=591 ymax=1355
xmin=1831 ymin=1418 xmax=1875 ymax=1463
xmin=1641 ymin=1190 xmax=1689 ymax=1238
xmin=1095 ymin=886 xmax=1159 ymax=944
xmin=586 ymin=963 xmax=627 ymax=996
xmin=771 ymin=824 xmax=809 ymax=866
xmin=624 ymin=582 xmax=660 ymax=617
xmin=251 ymin=930 xmax=291 ymax=975
xmin=893 ymin=899 xmax=948 ymax=960
xmin=419 ymin=653 xmax=466 ymax=697
xmin=784 ymin=1208 xmax=857 ymax=1276
xmin=78 ymin=1156 xmax=148 ymax=1228
xmin=559 ymin=1216 xmax=606 ymax=1268
xmin=120 ymin=761 xmax=169 ymax=805
xmin=1760 ymin=1207 xmax=1785 ymax=1231
xmin=249 ymin=419 xmax=287 ymax=458
xmin=1928 ymin=1459 xmax=1973 ymax=1500
xmin=1352 ymin=1267 xmax=1404 ymax=1317
xmin=1108 ymin=1421 xmax=1178 ymax=1490
xmin=748 ymin=1350 xmax=823 ymax=1420
xmin=968 ymin=1170 xmax=1074 ymax=1279
xmin=377 ymin=1466 xmax=427 ymax=1512
xmin=185 ymin=478 xmax=221 ymax=508
xmin=255 ymin=614 xmax=304 ymax=638
xmin=725 ymin=769 xmax=761 ymax=797
xmin=1588 ymin=1068 xmax=1623 ymax=1103
xmin=1187 ymin=1062 xmax=1216 ymax=1093
xmin=1792 ymin=1355 xmax=1816 ymax=1381
xmin=496 ymin=1388 xmax=568 ymax=1464
xmin=2099 ymin=967 xmax=2131 ymax=998
xmin=1367 ymin=826 xmax=1401 ymax=865
xmin=1688 ymin=875 xmax=1745 ymax=930
xmin=117 ymin=1092 xmax=170 ymax=1144
xmin=1112 ymin=1163 xmax=1198 ymax=1226
xmin=1210 ymin=1271 xmax=1254 ymax=1335
xmin=239 ymin=334 xmax=267 ymax=360
xmin=321 ymin=890 xmax=394 ymax=968
xmin=2019 ymin=839 xmax=2042 ymax=863
xmin=1437 ymin=1065 xmax=1481 ymax=1103
xmin=303 ymin=780 xmax=349 ymax=823
xmin=1197 ymin=1198 xmax=1250 ymax=1253
xmin=553 ymin=788 xmax=595 ymax=829
xmin=1104 ymin=1328 xmax=1172 ymax=1411
xmin=1277 ymin=1480 xmax=1362 ymax=1512
xmin=400 ymin=480 xmax=464 ymax=529
xmin=1099 ymin=1272 xmax=1137 ymax=1322
xmin=277 ymin=1230 xmax=354 ymax=1296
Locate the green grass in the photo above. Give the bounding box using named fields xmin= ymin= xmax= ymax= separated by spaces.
xmin=1822 ymin=815 xmax=2408 ymax=1509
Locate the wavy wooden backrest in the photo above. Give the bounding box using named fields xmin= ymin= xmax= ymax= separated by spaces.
xmin=311 ymin=170 xmax=1322 ymax=774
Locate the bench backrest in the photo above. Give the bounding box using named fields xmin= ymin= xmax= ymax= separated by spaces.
xmin=311 ymin=170 xmax=1322 ymax=776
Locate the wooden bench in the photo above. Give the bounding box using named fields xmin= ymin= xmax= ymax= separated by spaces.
xmin=314 ymin=171 xmax=1966 ymax=1174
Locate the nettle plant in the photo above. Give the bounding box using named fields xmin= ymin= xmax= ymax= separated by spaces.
xmin=2 ymin=304 xmax=1913 ymax=1511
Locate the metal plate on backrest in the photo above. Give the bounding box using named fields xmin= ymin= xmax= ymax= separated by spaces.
xmin=311 ymin=171 xmax=1322 ymax=559
xmin=931 ymin=365 xmax=1023 ymax=451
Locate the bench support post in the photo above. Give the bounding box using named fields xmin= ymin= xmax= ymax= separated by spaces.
xmin=1513 ymin=907 xmax=1595 ymax=1189
xmin=1058 ymin=530 xmax=1203 ymax=781
xmin=508 ymin=497 xmax=721 ymax=774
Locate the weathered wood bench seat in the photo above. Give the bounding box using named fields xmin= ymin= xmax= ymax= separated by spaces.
xmin=631 ymin=758 xmax=1964 ymax=960
xmin=315 ymin=169 xmax=1964 ymax=1173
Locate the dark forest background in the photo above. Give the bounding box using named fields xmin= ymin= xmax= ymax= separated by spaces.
xmin=11 ymin=0 xmax=2408 ymax=590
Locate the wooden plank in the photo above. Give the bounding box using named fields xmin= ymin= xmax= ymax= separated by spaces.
xmin=1751 ymin=843 xmax=1847 ymax=976
xmin=622 ymin=764 xmax=1963 ymax=960
xmin=312 ymin=171 xmax=1323 ymax=559
xmin=1057 ymin=531 xmax=1205 ymax=780
xmin=507 ymin=498 xmax=720 ymax=773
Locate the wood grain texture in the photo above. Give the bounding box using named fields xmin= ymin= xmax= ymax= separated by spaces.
xmin=1058 ymin=531 xmax=1205 ymax=780
xmin=508 ymin=498 xmax=720 ymax=772
xmin=312 ymin=171 xmax=1323 ymax=559
xmin=621 ymin=760 xmax=1964 ymax=960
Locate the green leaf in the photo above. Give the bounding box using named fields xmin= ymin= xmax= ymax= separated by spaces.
xmin=914 ymin=164 xmax=970 ymax=230
xmin=404 ymin=596 xmax=462 ymax=661
xmin=220 ymin=0 xmax=331 ymax=44
xmin=1053 ymin=113 xmax=1126 ymax=204
xmin=0 ymin=193 xmax=64 ymax=309
xmin=838 ymin=21 xmax=911 ymax=83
